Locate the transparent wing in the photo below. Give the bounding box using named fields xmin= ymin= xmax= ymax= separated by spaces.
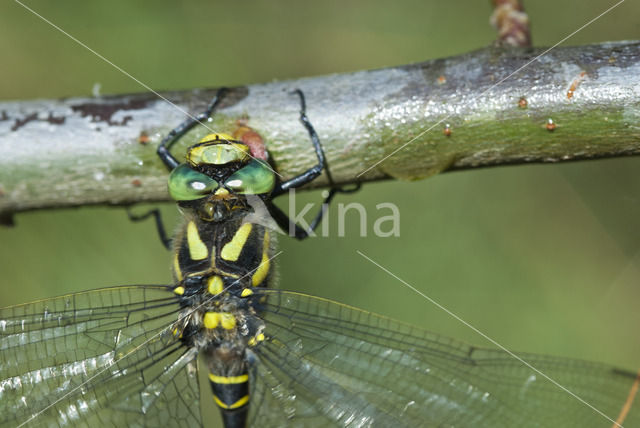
xmin=0 ymin=285 xmax=201 ymax=428
xmin=247 ymin=290 xmax=639 ymax=428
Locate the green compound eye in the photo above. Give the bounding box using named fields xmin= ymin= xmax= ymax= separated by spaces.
xmin=224 ymin=159 xmax=275 ymax=195
xmin=168 ymin=164 xmax=218 ymax=201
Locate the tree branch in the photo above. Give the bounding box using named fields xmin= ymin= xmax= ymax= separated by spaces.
xmin=1 ymin=40 xmax=639 ymax=220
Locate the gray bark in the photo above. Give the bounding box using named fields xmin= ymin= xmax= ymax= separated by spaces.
xmin=0 ymin=41 xmax=639 ymax=219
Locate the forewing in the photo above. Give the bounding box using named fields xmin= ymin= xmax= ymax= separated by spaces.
xmin=0 ymin=285 xmax=201 ymax=428
xmin=247 ymin=290 xmax=639 ymax=428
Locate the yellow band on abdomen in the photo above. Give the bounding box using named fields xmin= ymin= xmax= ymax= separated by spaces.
xmin=209 ymin=373 xmax=249 ymax=384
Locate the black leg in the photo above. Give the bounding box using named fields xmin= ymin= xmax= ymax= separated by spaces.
xmin=127 ymin=207 xmax=172 ymax=249
xmin=267 ymin=188 xmax=338 ymax=239
xmin=157 ymin=87 xmax=229 ymax=170
xmin=271 ymin=89 xmax=327 ymax=196
xmin=269 ymin=89 xmax=361 ymax=239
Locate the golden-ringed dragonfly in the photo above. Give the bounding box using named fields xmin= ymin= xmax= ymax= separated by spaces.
xmin=1 ymin=90 xmax=639 ymax=428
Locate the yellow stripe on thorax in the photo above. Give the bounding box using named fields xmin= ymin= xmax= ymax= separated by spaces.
xmin=220 ymin=223 xmax=252 ymax=261
xmin=187 ymin=221 xmax=208 ymax=260
xmin=173 ymin=253 xmax=183 ymax=281
xmin=252 ymin=230 xmax=270 ymax=286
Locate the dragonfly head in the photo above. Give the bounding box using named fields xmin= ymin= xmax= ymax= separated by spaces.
xmin=167 ymin=133 xmax=276 ymax=221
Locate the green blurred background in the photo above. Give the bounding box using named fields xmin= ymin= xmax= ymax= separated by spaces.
xmin=1 ymin=1 xmax=639 ymax=426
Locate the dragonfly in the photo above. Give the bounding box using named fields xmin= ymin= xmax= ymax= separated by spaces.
xmin=1 ymin=89 xmax=639 ymax=428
